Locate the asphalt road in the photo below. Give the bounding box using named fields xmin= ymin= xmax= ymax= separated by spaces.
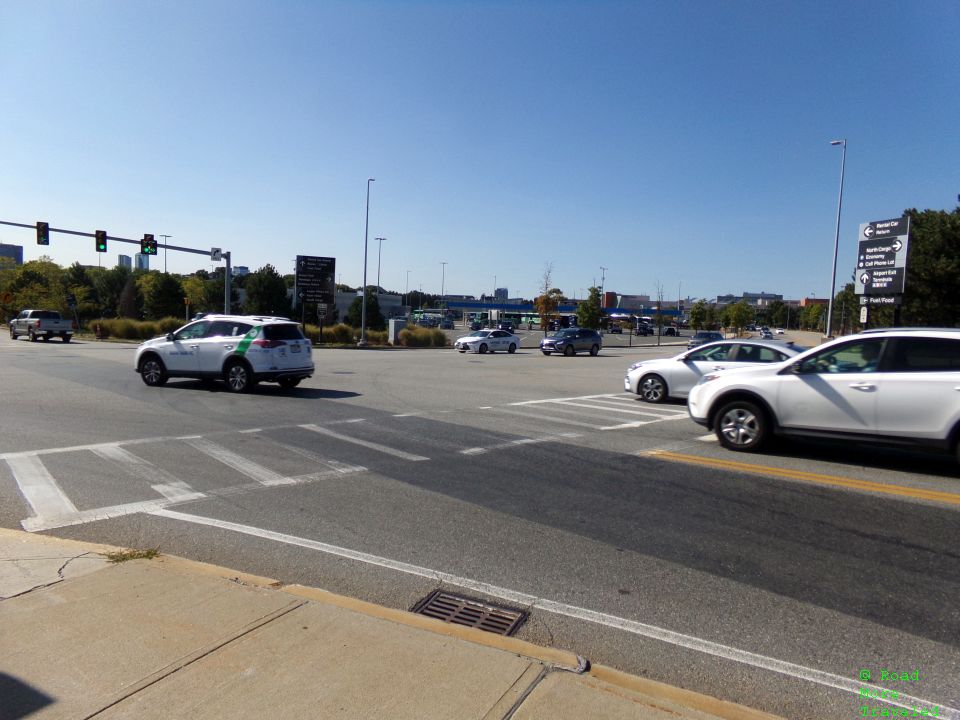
xmin=1 ymin=331 xmax=958 ymax=719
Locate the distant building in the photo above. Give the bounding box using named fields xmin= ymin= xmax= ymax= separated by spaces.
xmin=0 ymin=243 xmax=23 ymax=265
xmin=716 ymin=291 xmax=783 ymax=307
xmin=135 ymin=253 xmax=149 ymax=271
xmin=118 ymin=254 xmax=132 ymax=269
xmin=234 ymin=266 xmax=250 ymax=277
xmin=494 ymin=287 xmax=508 ymax=301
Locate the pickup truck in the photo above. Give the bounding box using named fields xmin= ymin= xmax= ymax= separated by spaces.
xmin=9 ymin=309 xmax=75 ymax=342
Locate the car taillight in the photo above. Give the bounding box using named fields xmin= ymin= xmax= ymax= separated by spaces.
xmin=252 ymin=339 xmax=286 ymax=348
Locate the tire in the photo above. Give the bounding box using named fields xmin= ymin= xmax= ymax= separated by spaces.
xmin=140 ymin=357 xmax=168 ymax=387
xmin=715 ymin=400 xmax=768 ymax=452
xmin=278 ymin=377 xmax=301 ymax=389
xmin=589 ymin=344 xmax=599 ymax=356
xmin=639 ymin=374 xmax=668 ymax=403
xmin=9 ymin=328 xmax=16 ymax=340
xmin=542 ymin=351 xmax=552 ymax=356
xmin=62 ymin=335 xmax=71 ymax=343
xmin=225 ymin=360 xmax=255 ymax=393
xmin=29 ymin=330 xmax=37 ymax=342
xmin=479 ymin=343 xmax=488 ymax=354
xmin=458 ymin=349 xmax=466 ymax=353
xmin=41 ymin=334 xmax=50 ymax=342
xmin=563 ymin=345 xmax=575 ymax=357
xmin=508 ymin=343 xmax=517 ymax=354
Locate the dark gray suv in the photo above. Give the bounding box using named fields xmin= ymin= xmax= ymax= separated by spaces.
xmin=687 ymin=331 xmax=724 ymax=349
xmin=540 ymin=328 xmax=603 ymax=356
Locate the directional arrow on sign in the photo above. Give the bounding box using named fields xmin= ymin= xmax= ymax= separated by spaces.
xmin=863 ymin=226 xmax=875 ymax=238
xmin=892 ymin=239 xmax=903 ymax=252
xmin=859 ymin=271 xmax=871 ymax=284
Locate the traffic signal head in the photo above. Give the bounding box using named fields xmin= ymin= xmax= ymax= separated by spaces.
xmin=141 ymin=233 xmax=157 ymax=255
xmin=95 ymin=230 xmax=107 ymax=253
xmin=37 ymin=221 xmax=49 ymax=245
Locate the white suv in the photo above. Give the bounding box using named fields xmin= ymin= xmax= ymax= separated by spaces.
xmin=135 ymin=315 xmax=313 ymax=392
xmin=687 ymin=328 xmax=960 ymax=459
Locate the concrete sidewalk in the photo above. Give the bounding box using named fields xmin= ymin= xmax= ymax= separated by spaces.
xmin=0 ymin=528 xmax=782 ymax=720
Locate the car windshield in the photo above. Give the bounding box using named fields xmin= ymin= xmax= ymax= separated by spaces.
xmin=472 ymin=330 xmax=492 ymax=337
xmin=555 ymin=329 xmax=578 ymax=337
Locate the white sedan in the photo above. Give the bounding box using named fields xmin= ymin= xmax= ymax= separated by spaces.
xmin=624 ymin=339 xmax=805 ymax=403
xmin=454 ymin=329 xmax=521 ymax=354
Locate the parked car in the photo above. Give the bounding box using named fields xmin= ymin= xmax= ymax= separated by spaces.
xmin=760 ymin=329 xmax=774 ymax=339
xmin=439 ymin=318 xmax=454 ymax=329
xmin=624 ymin=339 xmax=805 ymax=403
xmin=687 ymin=331 xmax=724 ymax=349
xmin=469 ymin=321 xmax=483 ymax=331
xmin=454 ymin=329 xmax=520 ymax=354
xmin=497 ymin=321 xmax=515 ymax=333
xmin=134 ymin=314 xmax=313 ymax=392
xmin=9 ymin=309 xmax=75 ymax=342
xmin=609 ymin=325 xmax=623 ymax=334
xmin=540 ymin=328 xmax=602 ymax=356
xmin=776 ymin=328 xmax=785 ymax=335
xmin=635 ymin=324 xmax=653 ymax=336
xmin=687 ymin=328 xmax=960 ymax=459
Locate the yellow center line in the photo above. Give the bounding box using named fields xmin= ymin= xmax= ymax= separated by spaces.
xmin=641 ymin=450 xmax=960 ymax=506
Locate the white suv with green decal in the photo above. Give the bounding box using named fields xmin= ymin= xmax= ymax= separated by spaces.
xmin=135 ymin=315 xmax=313 ymax=392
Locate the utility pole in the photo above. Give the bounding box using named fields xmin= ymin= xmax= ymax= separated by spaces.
xmin=159 ymin=235 xmax=172 ymax=273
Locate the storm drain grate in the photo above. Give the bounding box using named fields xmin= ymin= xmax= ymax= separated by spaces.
xmin=412 ymin=590 xmax=527 ymax=636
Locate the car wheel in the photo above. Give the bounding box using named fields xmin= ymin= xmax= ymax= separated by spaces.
xmin=541 ymin=351 xmax=552 ymax=356
xmin=62 ymin=335 xmax=71 ymax=343
xmin=225 ymin=360 xmax=254 ymax=393
xmin=479 ymin=343 xmax=488 ymax=354
xmin=508 ymin=343 xmax=517 ymax=354
xmin=29 ymin=330 xmax=37 ymax=342
xmin=41 ymin=334 xmax=50 ymax=342
xmin=278 ymin=377 xmax=300 ymax=389
xmin=458 ymin=349 xmax=466 ymax=353
xmin=563 ymin=345 xmax=575 ymax=356
xmin=9 ymin=328 xmax=16 ymax=340
xmin=639 ymin=374 xmax=668 ymax=403
xmin=715 ymin=400 xmax=768 ymax=452
xmin=589 ymin=344 xmax=599 ymax=356
xmin=140 ymin=357 xmax=168 ymax=387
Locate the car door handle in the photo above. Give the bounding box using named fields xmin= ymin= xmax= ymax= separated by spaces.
xmin=849 ymin=382 xmax=875 ymax=391
xmin=223 ymin=344 xmax=234 ymax=350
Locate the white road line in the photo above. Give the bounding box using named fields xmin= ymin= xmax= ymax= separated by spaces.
xmin=697 ymin=433 xmax=717 ymax=442
xmin=461 ymin=433 xmax=580 ymax=456
xmin=145 ymin=510 xmax=959 ymax=717
xmin=185 ymin=438 xmax=286 ymax=485
xmin=91 ymin=445 xmax=187 ymax=488
xmin=601 ymin=415 xmax=692 ymax=431
xmin=510 ymin=393 xmax=638 ymax=406
xmin=6 ymin=455 xmax=78 ymax=519
xmin=152 ymin=482 xmax=206 ymax=502
xmin=553 ymin=400 xmax=674 ymax=417
xmin=492 ymin=408 xmax=606 ymax=429
xmin=299 ymin=424 xmax=429 ymax=462
xmin=23 ymin=466 xmax=367 ymax=532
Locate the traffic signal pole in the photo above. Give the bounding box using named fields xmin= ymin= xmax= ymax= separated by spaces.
xmin=0 ymin=219 xmax=233 ymax=312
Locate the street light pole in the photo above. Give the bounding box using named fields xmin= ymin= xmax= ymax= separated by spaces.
xmin=825 ymin=139 xmax=846 ymax=338
xmin=375 ymin=237 xmax=386 ymax=296
xmin=405 ymin=269 xmax=411 ymax=310
xmin=440 ymin=261 xmax=447 ymax=316
xmin=359 ymin=178 xmax=375 ymax=347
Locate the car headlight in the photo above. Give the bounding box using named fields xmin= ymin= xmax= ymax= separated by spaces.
xmin=628 ymin=362 xmax=644 ymax=371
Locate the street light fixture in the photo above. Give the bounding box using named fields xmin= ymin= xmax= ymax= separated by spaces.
xmin=825 ymin=139 xmax=846 ymax=338
xmin=359 ymin=178 xmax=375 ymax=347
xmin=375 ymin=237 xmax=386 ymax=296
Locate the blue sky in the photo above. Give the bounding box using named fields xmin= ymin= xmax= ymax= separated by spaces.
xmin=1 ymin=1 xmax=957 ymax=303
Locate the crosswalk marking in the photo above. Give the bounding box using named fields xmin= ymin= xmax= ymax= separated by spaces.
xmin=461 ymin=432 xmax=580 ymax=455
xmin=299 ymin=424 xmax=430 ymax=462
xmin=491 ymin=407 xmax=607 ymax=429
xmin=184 ymin=437 xmax=287 ymax=485
xmin=91 ymin=445 xmax=186 ymax=488
xmin=6 ymin=454 xmax=78 ymax=519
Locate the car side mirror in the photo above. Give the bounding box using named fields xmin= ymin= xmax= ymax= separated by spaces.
xmin=166 ymin=332 xmax=175 ymax=341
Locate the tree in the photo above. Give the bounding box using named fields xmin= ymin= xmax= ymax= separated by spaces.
xmin=727 ymin=300 xmax=753 ymax=335
xmin=244 ymin=264 xmax=291 ymax=316
xmin=144 ymin=273 xmax=185 ymax=319
xmin=90 ymin=266 xmax=131 ymax=318
xmin=346 ymin=289 xmax=385 ymax=330
xmin=576 ymin=287 xmax=602 ymax=329
xmin=896 ymin=207 xmax=960 ymax=327
xmin=182 ymin=275 xmax=208 ymax=315
xmin=118 ymin=277 xmax=140 ymax=318
xmin=534 ymin=288 xmax=564 ymax=330
xmin=689 ymin=300 xmax=707 ymax=330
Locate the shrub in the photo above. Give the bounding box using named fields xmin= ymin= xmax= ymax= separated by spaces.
xmin=397 ymin=326 xmax=447 ymax=347
xmin=321 ymin=323 xmax=356 ymax=344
